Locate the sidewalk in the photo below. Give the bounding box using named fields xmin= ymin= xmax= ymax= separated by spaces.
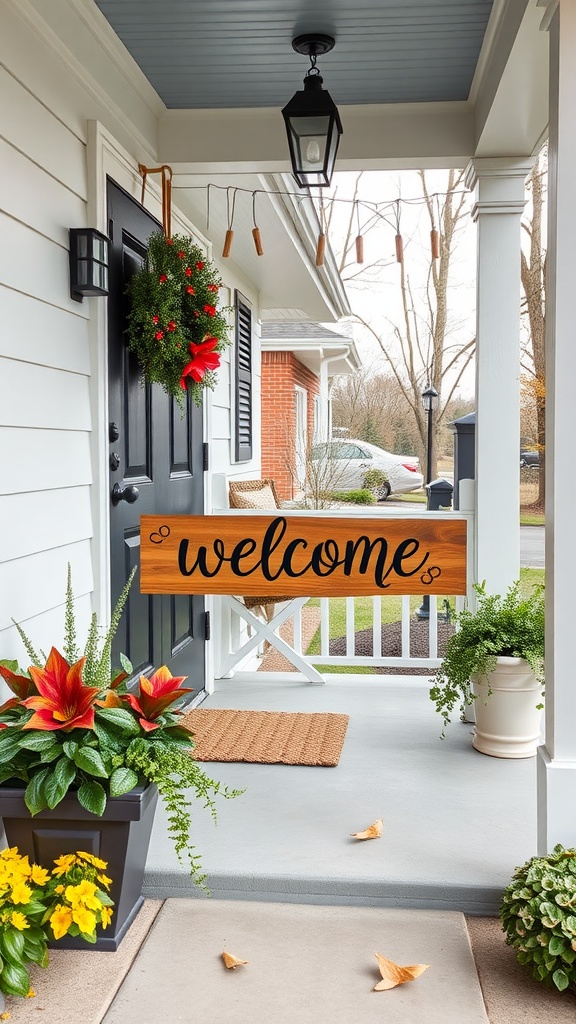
xmin=7 ymin=900 xmax=576 ymax=1024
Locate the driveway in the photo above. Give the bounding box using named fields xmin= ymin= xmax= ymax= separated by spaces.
xmin=520 ymin=525 xmax=544 ymax=568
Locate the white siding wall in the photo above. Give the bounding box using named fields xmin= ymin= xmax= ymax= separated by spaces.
xmin=0 ymin=0 xmax=263 ymax=676
xmin=0 ymin=16 xmax=93 ymax=660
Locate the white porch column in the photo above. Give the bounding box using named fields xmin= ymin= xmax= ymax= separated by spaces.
xmin=537 ymin=0 xmax=576 ymax=853
xmin=465 ymin=159 xmax=533 ymax=596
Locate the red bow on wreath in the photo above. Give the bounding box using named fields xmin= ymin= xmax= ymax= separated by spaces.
xmin=180 ymin=336 xmax=222 ymax=389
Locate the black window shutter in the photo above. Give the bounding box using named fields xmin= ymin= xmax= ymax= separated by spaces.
xmin=235 ymin=290 xmax=252 ymax=462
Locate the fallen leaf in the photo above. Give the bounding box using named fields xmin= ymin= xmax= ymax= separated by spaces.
xmin=350 ymin=819 xmax=383 ymax=840
xmin=221 ymin=950 xmax=249 ymax=969
xmin=374 ymin=953 xmax=429 ymax=990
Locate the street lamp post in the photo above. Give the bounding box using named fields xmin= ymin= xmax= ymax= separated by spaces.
xmin=416 ymin=384 xmax=439 ymax=620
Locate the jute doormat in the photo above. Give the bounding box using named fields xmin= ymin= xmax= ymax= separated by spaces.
xmin=179 ymin=709 xmax=349 ymax=767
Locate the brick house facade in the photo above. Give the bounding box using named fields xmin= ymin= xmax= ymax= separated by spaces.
xmin=260 ymin=322 xmax=361 ymax=502
xmin=261 ymin=351 xmax=320 ymax=500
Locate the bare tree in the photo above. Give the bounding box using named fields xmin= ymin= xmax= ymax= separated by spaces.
xmin=331 ymin=170 xmax=475 ymax=478
xmin=520 ymin=148 xmax=546 ymax=506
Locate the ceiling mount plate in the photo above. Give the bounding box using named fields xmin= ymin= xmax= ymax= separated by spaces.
xmin=292 ymin=34 xmax=335 ymax=57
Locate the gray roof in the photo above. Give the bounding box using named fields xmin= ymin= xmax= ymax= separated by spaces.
xmin=260 ymin=322 xmax=352 ymax=345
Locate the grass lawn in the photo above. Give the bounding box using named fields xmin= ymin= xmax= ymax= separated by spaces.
xmin=520 ymin=512 xmax=545 ymax=526
xmin=390 ymin=491 xmax=427 ymax=504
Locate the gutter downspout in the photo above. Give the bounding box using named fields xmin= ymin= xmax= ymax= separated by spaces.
xmin=319 ymin=347 xmax=350 ymax=441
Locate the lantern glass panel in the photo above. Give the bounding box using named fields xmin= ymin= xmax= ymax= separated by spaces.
xmin=94 ymin=237 xmax=108 ymax=262
xmin=77 ymin=234 xmax=88 ymax=258
xmin=96 ymin=265 xmax=108 ymax=291
xmin=77 ymin=261 xmax=89 ymax=286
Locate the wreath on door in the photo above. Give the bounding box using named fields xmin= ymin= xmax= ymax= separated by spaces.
xmin=125 ymin=231 xmax=231 ymax=407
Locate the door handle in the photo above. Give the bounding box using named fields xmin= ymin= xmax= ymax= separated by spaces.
xmin=111 ymin=483 xmax=140 ymax=506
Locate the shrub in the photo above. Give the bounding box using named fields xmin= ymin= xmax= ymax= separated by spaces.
xmin=331 ymin=489 xmax=376 ymax=505
xmin=500 ymin=845 xmax=576 ymax=992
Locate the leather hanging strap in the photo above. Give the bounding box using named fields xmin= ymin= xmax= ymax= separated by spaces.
xmin=138 ymin=164 xmax=173 ymax=238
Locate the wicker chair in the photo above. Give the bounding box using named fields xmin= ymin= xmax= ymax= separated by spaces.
xmin=228 ymin=479 xmax=291 ymax=621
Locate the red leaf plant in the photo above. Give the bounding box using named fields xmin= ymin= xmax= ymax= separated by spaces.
xmin=0 ymin=565 xmax=242 ymax=889
xmin=123 ymin=667 xmax=192 ymax=732
xmin=23 ymin=648 xmax=100 ymax=731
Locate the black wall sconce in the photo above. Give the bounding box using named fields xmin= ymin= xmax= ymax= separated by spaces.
xmin=69 ymin=228 xmax=109 ymax=301
xmin=282 ymin=34 xmax=343 ymax=189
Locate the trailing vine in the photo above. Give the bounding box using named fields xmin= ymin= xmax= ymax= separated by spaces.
xmin=126 ymin=736 xmax=244 ymax=889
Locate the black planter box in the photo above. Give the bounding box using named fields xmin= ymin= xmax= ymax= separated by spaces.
xmin=0 ymin=784 xmax=158 ymax=952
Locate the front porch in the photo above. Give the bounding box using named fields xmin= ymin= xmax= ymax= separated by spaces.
xmin=143 ymin=673 xmax=536 ymax=915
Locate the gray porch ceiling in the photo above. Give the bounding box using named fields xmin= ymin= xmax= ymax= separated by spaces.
xmin=93 ymin=0 xmax=494 ymax=109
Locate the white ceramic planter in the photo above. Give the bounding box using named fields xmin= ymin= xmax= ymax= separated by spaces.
xmin=471 ymin=656 xmax=543 ymax=759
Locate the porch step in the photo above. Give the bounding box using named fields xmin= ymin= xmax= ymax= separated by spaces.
xmin=103 ymin=900 xmax=489 ymax=1024
xmin=143 ymin=675 xmax=536 ymax=917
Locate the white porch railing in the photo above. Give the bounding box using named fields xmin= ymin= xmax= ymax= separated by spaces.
xmin=215 ymin=507 xmax=476 ymax=683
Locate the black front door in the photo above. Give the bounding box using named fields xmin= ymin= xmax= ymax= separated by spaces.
xmin=106 ymin=179 xmax=206 ymax=697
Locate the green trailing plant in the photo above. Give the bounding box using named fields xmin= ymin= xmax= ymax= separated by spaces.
xmin=125 ymin=231 xmax=231 ymax=407
xmin=0 ymin=566 xmax=243 ymax=889
xmin=429 ymin=580 xmax=545 ymax=735
xmin=500 ymin=845 xmax=576 ymax=992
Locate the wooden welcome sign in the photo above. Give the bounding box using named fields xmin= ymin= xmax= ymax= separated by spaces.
xmin=140 ymin=514 xmax=467 ymax=597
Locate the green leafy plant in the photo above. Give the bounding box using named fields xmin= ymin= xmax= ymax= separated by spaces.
xmin=500 ymin=844 xmax=576 ymax=993
xmin=0 ymin=567 xmax=242 ymax=888
xmin=362 ymin=468 xmax=389 ymax=499
xmin=330 ymin=489 xmax=376 ymax=505
xmin=429 ymin=580 xmax=545 ymax=734
xmin=125 ymin=231 xmax=231 ymax=407
xmin=0 ymin=847 xmax=113 ymax=998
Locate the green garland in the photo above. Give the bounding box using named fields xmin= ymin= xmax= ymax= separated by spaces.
xmin=125 ymin=231 xmax=231 ymax=406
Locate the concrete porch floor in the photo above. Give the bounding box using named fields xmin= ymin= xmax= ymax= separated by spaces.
xmin=143 ymin=674 xmax=537 ymax=915
xmin=8 ymin=675 xmax=576 ymax=1024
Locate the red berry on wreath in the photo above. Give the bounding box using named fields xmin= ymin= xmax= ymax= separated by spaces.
xmin=155 ymin=331 xmax=164 ymax=340
xmin=186 ymin=286 xmax=195 ymax=295
xmin=185 ymin=267 xmax=192 ymax=277
xmin=159 ymin=273 xmax=168 ymax=283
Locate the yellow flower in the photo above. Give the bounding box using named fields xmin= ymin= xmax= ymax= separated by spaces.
xmin=10 ymin=912 xmax=30 ymax=931
xmin=52 ymin=854 xmax=76 ymax=877
xmin=77 ymin=852 xmax=107 ymax=870
xmin=25 ymin=989 xmax=35 ymax=998
xmin=1 ymin=847 xmax=20 ymax=861
xmin=10 ymin=881 xmax=32 ymax=905
xmin=0 ymin=1010 xmax=10 ymax=1019
xmin=71 ymin=906 xmax=96 ymax=935
xmin=97 ymin=874 xmax=113 ymax=889
xmin=100 ymin=905 xmax=113 ymax=930
xmin=55 ymin=885 xmax=65 ymax=895
xmin=50 ymin=904 xmax=73 ymax=940
xmin=65 ymin=881 xmax=101 ymax=911
xmin=30 ymin=864 xmax=50 ymax=886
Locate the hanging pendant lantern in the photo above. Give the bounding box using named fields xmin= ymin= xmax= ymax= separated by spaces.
xmin=282 ymin=34 xmax=343 ymax=189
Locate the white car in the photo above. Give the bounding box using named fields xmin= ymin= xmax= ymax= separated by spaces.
xmin=310 ymin=439 xmax=424 ymax=500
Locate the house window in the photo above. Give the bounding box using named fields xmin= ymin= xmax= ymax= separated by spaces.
xmin=313 ymin=394 xmax=321 ymax=442
xmin=234 ymin=290 xmax=252 ymax=462
xmin=294 ymin=386 xmax=308 ymax=487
